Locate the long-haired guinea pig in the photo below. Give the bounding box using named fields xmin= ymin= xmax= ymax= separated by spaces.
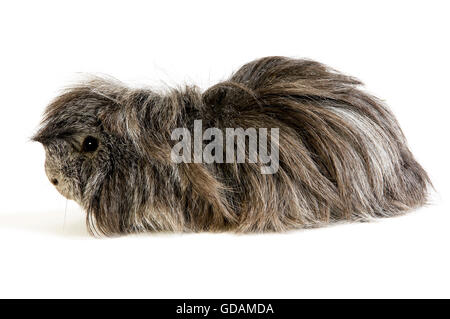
xmin=32 ymin=56 xmax=431 ymax=236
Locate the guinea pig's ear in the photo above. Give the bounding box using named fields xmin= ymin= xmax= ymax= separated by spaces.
xmin=97 ymin=85 xmax=184 ymax=164
xmin=68 ymin=77 xmax=148 ymax=153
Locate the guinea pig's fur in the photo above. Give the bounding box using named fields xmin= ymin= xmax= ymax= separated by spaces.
xmin=32 ymin=56 xmax=431 ymax=236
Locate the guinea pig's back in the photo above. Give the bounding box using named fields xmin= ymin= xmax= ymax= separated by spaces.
xmin=199 ymin=56 xmax=430 ymax=232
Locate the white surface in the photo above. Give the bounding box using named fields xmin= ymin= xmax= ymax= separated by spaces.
xmin=0 ymin=0 xmax=449 ymax=298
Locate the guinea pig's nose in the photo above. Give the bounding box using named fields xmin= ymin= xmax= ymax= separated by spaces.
xmin=50 ymin=178 xmax=59 ymax=186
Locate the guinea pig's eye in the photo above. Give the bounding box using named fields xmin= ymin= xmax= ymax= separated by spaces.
xmin=81 ymin=135 xmax=99 ymax=153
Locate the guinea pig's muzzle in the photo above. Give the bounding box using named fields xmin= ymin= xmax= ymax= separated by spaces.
xmin=44 ymin=160 xmax=74 ymax=201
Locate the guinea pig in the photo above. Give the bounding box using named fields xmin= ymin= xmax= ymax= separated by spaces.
xmin=32 ymin=56 xmax=431 ymax=236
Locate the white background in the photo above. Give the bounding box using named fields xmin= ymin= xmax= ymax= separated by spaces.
xmin=0 ymin=0 xmax=449 ymax=298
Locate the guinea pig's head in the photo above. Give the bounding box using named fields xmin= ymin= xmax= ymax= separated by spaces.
xmin=32 ymin=79 xmax=164 ymax=235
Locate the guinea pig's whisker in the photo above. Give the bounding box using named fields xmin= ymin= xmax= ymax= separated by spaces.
xmin=63 ymin=199 xmax=68 ymax=232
